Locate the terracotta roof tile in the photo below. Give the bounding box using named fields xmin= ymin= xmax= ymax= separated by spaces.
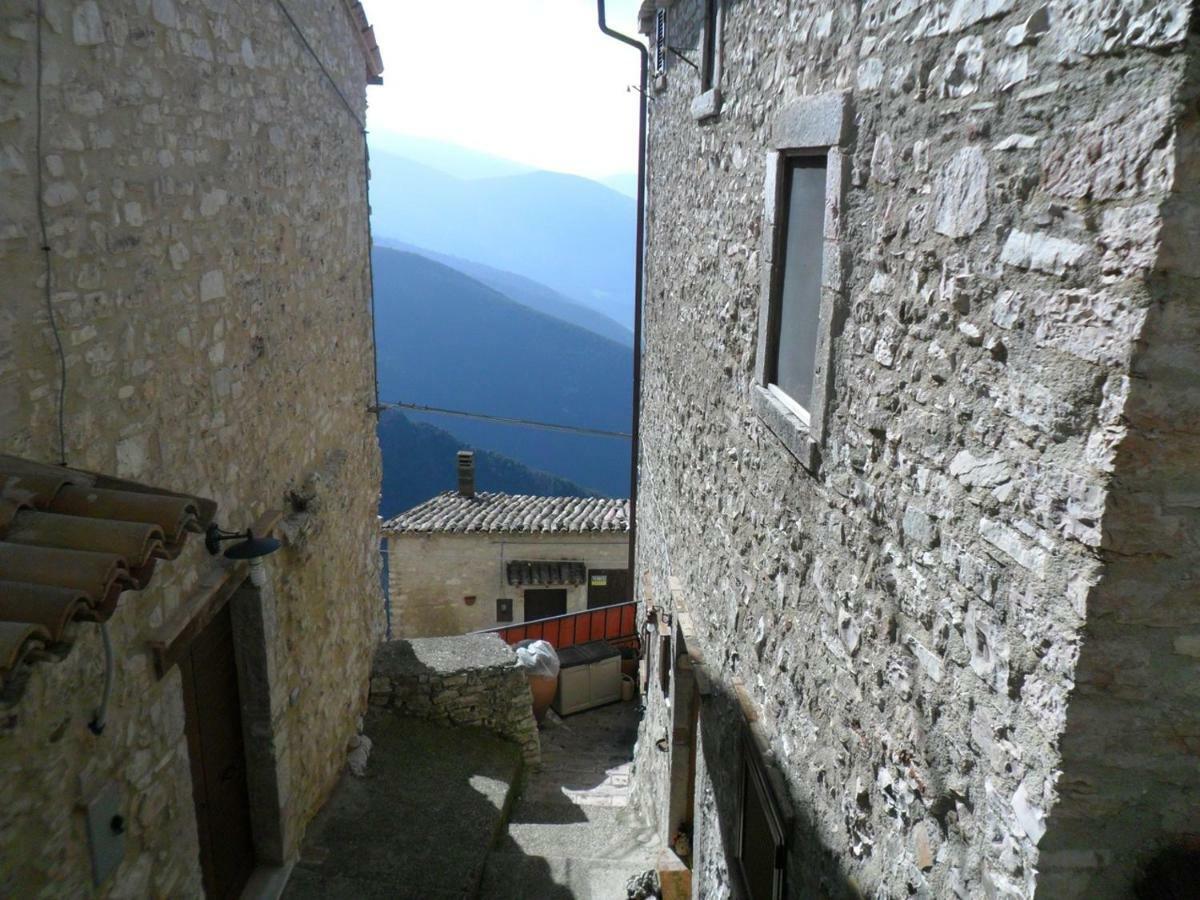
xmin=383 ymin=492 xmax=629 ymax=536
xmin=341 ymin=0 xmax=384 ymax=83
xmin=0 ymin=454 xmax=215 ymax=702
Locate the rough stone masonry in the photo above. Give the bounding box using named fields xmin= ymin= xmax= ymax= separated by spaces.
xmin=631 ymin=1 xmax=1200 ymax=898
xmin=0 ymin=1 xmax=382 ymax=895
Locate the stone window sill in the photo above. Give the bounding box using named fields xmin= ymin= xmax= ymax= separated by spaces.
xmin=750 ymin=383 xmax=819 ymax=472
xmin=691 ymin=88 xmax=722 ymax=122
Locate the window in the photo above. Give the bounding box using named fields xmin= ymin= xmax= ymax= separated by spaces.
xmin=768 ymin=157 xmax=827 ymax=422
xmin=654 ymin=8 xmax=666 ymax=77
xmin=495 ymin=598 xmax=513 ymax=623
xmin=733 ymin=731 xmax=788 ymax=900
xmin=752 ymin=92 xmax=850 ymax=471
xmin=700 ymin=0 xmax=719 ymax=91
xmin=691 ymin=0 xmax=723 ymax=121
xmin=659 ymin=631 xmax=672 ymax=698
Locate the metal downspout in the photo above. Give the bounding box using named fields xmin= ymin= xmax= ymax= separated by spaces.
xmin=596 ymin=1 xmax=648 ymax=589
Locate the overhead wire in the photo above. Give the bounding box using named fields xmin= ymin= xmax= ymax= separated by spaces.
xmin=273 ymin=0 xmax=380 ymax=414
xmin=35 ymin=0 xmax=67 ymax=466
xmin=376 ymin=400 xmax=632 ymax=440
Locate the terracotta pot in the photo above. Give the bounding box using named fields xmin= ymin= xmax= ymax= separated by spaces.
xmin=527 ymin=674 xmax=557 ymax=723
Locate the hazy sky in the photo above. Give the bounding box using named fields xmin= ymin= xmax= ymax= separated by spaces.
xmin=359 ymin=0 xmax=643 ymax=180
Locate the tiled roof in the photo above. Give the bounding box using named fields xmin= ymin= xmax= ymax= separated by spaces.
xmin=341 ymin=0 xmax=384 ymax=84
xmin=384 ymin=493 xmax=629 ymax=535
xmin=0 ymin=455 xmax=215 ymax=702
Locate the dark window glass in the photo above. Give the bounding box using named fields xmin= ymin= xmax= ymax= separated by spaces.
xmin=659 ymin=634 xmax=672 ymax=697
xmin=771 ymin=156 xmax=827 ymax=415
xmin=735 ymin=734 xmax=787 ymax=900
xmin=741 ymin=764 xmax=777 ymax=900
xmin=701 ymin=0 xmax=718 ymax=90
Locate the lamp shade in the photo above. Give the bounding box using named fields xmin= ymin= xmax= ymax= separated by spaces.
xmin=223 ymin=533 xmax=281 ymax=560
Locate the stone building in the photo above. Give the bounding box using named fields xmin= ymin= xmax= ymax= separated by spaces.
xmin=384 ymin=452 xmax=630 ymax=637
xmin=628 ymin=1 xmax=1200 ymax=898
xmin=0 ymin=1 xmax=384 ymax=896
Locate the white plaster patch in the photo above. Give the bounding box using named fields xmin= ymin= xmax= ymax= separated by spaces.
xmin=116 ymin=433 xmax=149 ymax=478
xmin=151 ymin=0 xmax=179 ymax=28
xmin=200 ymin=270 xmax=226 ymax=302
xmin=999 ymin=229 xmax=1088 ymax=275
xmin=933 ymin=147 xmax=988 ymax=238
xmin=950 ymin=450 xmax=1012 ymax=488
xmin=1033 ymin=289 xmax=1146 ymax=367
xmin=992 ymin=133 xmax=1038 ymax=152
xmin=199 ymin=189 xmax=227 ymax=217
xmin=72 ymin=1 xmax=104 ymax=45
xmin=979 ymin=518 xmax=1049 ymax=575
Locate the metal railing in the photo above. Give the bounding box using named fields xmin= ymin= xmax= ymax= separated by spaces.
xmin=476 ymin=601 xmax=639 ymax=652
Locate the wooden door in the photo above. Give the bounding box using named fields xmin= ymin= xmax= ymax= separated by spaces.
xmin=586 ymin=569 xmax=630 ymax=609
xmin=523 ymin=588 xmax=567 ymax=622
xmin=180 ymin=601 xmax=256 ymax=900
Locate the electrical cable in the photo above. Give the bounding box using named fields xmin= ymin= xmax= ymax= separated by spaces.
xmin=376 ymin=400 xmax=633 ymax=439
xmin=272 ymin=0 xmax=366 ymax=133
xmin=87 ymin=621 xmax=114 ymax=735
xmin=35 ymin=0 xmax=67 ymax=466
xmin=364 ymin=140 xmax=381 ymax=416
xmin=273 ymin=0 xmax=380 ymax=415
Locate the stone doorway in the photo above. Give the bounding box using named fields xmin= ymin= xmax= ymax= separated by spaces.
xmin=180 ymin=600 xmax=256 ymax=899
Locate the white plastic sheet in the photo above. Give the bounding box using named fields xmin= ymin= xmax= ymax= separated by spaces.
xmin=514 ymin=639 xmax=560 ymax=679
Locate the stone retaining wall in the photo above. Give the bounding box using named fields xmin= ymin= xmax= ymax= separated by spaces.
xmin=370 ymin=634 xmax=540 ymax=766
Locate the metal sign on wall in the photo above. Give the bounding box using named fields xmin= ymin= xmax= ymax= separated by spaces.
xmin=655 ymin=8 xmax=667 ymax=76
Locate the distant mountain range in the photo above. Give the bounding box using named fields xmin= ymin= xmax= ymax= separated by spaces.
xmin=367 ymin=148 xmax=636 ymax=328
xmin=372 ymin=246 xmax=633 ymax=501
xmin=374 ymin=238 xmax=632 ymax=346
xmin=378 ymin=410 xmax=593 ymax=519
xmin=369 ymin=133 xmax=533 ymax=180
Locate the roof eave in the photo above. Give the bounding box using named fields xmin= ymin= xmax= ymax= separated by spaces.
xmin=340 ymin=0 xmax=384 ymax=85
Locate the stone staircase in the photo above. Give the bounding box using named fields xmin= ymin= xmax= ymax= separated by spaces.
xmin=282 ymin=699 xmax=657 ymax=899
xmin=478 ymin=702 xmax=660 ymax=899
xmin=283 ymin=712 xmax=523 ymax=899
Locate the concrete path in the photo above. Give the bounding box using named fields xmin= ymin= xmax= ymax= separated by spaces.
xmin=283 ymin=713 xmax=522 ymax=900
xmin=479 ymin=700 xmax=660 ymax=899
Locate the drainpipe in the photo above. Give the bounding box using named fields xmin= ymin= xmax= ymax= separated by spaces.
xmin=596 ymin=1 xmax=647 ymax=590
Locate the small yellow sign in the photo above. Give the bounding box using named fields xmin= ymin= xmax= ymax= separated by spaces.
xmin=590 ymin=575 xmax=608 ymax=586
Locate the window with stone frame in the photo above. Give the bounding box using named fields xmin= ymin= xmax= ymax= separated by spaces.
xmin=767 ymin=155 xmax=827 ymax=420
xmin=691 ymin=0 xmax=724 ymax=121
xmin=751 ymin=92 xmax=851 ymax=472
xmin=733 ymin=728 xmax=788 ymax=900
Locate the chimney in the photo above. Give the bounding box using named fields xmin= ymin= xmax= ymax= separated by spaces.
xmin=456 ymin=450 xmax=475 ymax=499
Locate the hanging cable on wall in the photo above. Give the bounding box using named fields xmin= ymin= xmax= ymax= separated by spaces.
xmin=34 ymin=0 xmax=68 ymax=466
xmin=273 ymin=0 xmax=381 ymax=415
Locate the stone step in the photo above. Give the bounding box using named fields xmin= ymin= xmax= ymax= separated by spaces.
xmin=498 ymin=803 xmax=659 ymax=864
xmin=283 ymin=713 xmax=523 ymax=900
xmin=478 ymin=851 xmax=656 ymax=900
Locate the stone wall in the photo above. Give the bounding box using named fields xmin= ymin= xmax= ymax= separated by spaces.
xmin=631 ymin=1 xmax=1198 ymax=898
xmin=0 ymin=0 xmax=381 ymax=895
xmin=386 ymin=532 xmax=629 ymax=636
xmin=369 ymin=634 xmax=540 ymax=766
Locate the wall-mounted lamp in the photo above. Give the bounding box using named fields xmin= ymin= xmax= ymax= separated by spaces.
xmin=205 ymin=524 xmax=281 ymax=587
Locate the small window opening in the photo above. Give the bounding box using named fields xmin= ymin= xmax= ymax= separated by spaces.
xmin=700 ymin=0 xmax=719 ymax=91
xmin=768 ymin=155 xmax=827 ymax=420
xmin=659 ymin=633 xmax=672 ymax=698
xmin=734 ymin=731 xmax=787 ymax=900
